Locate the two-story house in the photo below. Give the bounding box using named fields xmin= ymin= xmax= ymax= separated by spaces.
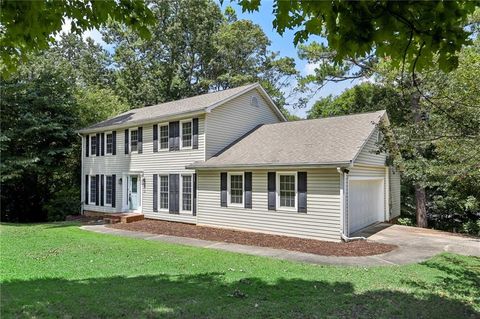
xmin=79 ymin=83 xmax=401 ymax=241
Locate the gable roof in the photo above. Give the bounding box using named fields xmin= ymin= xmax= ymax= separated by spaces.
xmin=188 ymin=110 xmax=387 ymax=169
xmin=78 ymin=83 xmax=286 ymax=133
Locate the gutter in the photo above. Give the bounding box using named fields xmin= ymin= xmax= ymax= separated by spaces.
xmin=337 ymin=166 xmax=366 ymax=242
xmin=187 ymin=161 xmax=353 ymax=170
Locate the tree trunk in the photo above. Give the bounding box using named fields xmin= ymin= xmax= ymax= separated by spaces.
xmin=411 ymin=89 xmax=428 ymax=228
xmin=415 ymin=183 xmax=428 ymax=228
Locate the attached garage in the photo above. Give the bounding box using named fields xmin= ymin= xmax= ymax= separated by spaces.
xmin=348 ymin=178 xmax=385 ymax=233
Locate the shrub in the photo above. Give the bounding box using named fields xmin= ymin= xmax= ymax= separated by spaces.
xmin=44 ymin=188 xmax=81 ymax=221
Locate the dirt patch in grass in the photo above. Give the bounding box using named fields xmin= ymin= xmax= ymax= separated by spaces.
xmin=109 ymin=219 xmax=396 ymax=257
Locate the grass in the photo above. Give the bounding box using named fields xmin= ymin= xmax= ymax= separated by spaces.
xmin=1 ymin=223 xmax=479 ymax=318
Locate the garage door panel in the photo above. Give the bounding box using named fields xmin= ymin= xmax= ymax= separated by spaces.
xmin=349 ymin=179 xmax=384 ymax=233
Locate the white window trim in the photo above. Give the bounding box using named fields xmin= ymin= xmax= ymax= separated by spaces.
xmin=89 ymin=175 xmax=97 ymax=205
xmin=227 ymin=172 xmax=244 ymax=207
xmin=90 ymin=134 xmax=97 ymax=157
xmin=179 ymin=173 xmax=193 ymax=214
xmin=158 ymin=174 xmax=169 ymax=211
xmin=276 ymin=171 xmax=297 ymax=211
xmin=104 ymin=175 xmax=113 ymax=207
xmin=180 ymin=119 xmax=193 ymax=150
xmin=158 ymin=123 xmax=169 ymax=151
xmin=104 ymin=131 xmax=114 ymax=156
xmin=129 ymin=127 xmax=139 ymax=154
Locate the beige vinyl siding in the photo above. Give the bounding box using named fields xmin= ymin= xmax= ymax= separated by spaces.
xmin=197 ymin=169 xmax=341 ymax=242
xmin=82 ymin=116 xmax=205 ymax=223
xmin=389 ymin=166 xmax=401 ymax=219
xmin=205 ymin=89 xmax=283 ymax=159
xmin=354 ymin=127 xmax=387 ymax=166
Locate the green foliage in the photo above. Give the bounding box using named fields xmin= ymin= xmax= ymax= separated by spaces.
xmin=0 ymin=0 xmax=155 ymax=76
xmin=44 ymin=187 xmax=81 ymax=221
xmin=461 ymin=220 xmax=480 ymax=236
xmin=238 ymin=0 xmax=479 ymax=72
xmin=397 ymin=218 xmax=415 ymax=227
xmin=2 ymin=223 xmax=480 ymax=317
xmin=106 ymin=0 xmax=298 ymax=110
xmin=0 ymin=54 xmax=79 ymax=222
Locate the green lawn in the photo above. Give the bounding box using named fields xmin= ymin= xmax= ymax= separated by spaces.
xmin=1 ymin=223 xmax=479 ymax=318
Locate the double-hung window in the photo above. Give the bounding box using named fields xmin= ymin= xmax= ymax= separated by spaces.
xmin=159 ymin=124 xmax=169 ymax=150
xmin=228 ymin=173 xmax=244 ymax=206
xmin=90 ymin=135 xmax=97 ymax=156
xmin=278 ymin=173 xmax=296 ymax=209
xmin=181 ymin=175 xmax=192 ymax=212
xmin=181 ymin=120 xmax=192 ymax=149
xmin=105 ymin=175 xmax=113 ymax=205
xmin=90 ymin=175 xmax=97 ymax=204
xmin=106 ymin=133 xmax=113 ymax=155
xmin=159 ymin=175 xmax=169 ymax=210
xmin=130 ymin=129 xmax=138 ymax=152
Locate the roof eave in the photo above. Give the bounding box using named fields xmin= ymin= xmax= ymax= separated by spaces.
xmin=187 ymin=161 xmax=353 ymax=170
xmin=77 ymin=109 xmax=207 ymax=134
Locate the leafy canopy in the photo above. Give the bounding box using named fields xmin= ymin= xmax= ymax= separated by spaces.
xmin=237 ymin=0 xmax=479 ymax=72
xmin=0 ymin=0 xmax=154 ymax=76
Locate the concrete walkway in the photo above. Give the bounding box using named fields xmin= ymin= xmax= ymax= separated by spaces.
xmin=80 ymin=224 xmax=479 ymax=267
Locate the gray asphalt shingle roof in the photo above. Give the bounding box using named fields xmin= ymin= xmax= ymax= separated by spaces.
xmin=79 ymin=83 xmax=260 ymax=133
xmin=188 ymin=110 xmax=387 ymax=168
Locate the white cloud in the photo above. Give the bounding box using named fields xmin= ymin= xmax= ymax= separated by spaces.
xmin=304 ymin=62 xmax=319 ymax=75
xmin=56 ymin=18 xmax=107 ymax=48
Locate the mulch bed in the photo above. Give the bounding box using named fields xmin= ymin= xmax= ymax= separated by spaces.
xmin=109 ymin=219 xmax=396 ymax=257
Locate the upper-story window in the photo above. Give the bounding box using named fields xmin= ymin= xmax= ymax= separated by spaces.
xmin=181 ymin=120 xmax=192 ymax=149
xmin=90 ymin=135 xmax=97 ymax=156
xmin=130 ymin=129 xmax=138 ymax=152
xmin=159 ymin=124 xmax=169 ymax=150
xmin=106 ymin=133 xmax=113 ymax=155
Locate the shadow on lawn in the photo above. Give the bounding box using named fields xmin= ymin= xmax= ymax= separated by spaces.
xmin=2 ymin=271 xmax=478 ymax=318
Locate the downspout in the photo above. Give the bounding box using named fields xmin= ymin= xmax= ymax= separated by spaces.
xmin=337 ymin=167 xmax=366 ymax=242
xmin=78 ymin=132 xmax=84 ymax=215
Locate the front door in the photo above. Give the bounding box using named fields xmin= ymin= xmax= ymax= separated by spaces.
xmin=128 ymin=175 xmax=140 ymax=210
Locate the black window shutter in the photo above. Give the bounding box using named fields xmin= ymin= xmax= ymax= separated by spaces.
xmin=100 ymin=174 xmax=104 ymax=206
xmin=169 ymin=174 xmax=179 ymax=214
xmin=112 ymin=131 xmax=117 ymax=155
xmin=101 ymin=133 xmax=105 ymax=156
xmin=138 ymin=127 xmax=143 ymax=153
xmin=85 ymin=175 xmax=89 ymax=203
xmin=169 ymin=122 xmax=176 ymax=151
xmin=245 ymin=172 xmax=252 ymax=209
xmin=268 ymin=172 xmax=276 ymax=210
xmin=85 ymin=135 xmax=89 ymax=157
xmin=95 ymin=174 xmax=100 ymax=205
xmin=298 ymin=172 xmax=307 ymax=213
xmin=124 ymin=129 xmax=129 ymax=154
xmin=174 ymin=121 xmax=180 ymax=150
xmin=220 ymin=172 xmax=227 ymax=207
xmin=193 ymin=173 xmax=197 ymax=216
xmin=192 ymin=118 xmax=199 ymax=149
xmin=96 ymin=133 xmax=100 ymax=156
xmin=153 ymin=124 xmax=158 ymax=152
xmin=112 ymin=174 xmax=116 ymax=208
xmin=153 ymin=174 xmax=158 ymax=212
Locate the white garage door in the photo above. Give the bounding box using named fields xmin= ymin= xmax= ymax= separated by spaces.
xmin=349 ymin=179 xmax=385 ymax=233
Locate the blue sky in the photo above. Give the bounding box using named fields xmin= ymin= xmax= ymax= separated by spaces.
xmin=72 ymin=1 xmax=357 ymax=118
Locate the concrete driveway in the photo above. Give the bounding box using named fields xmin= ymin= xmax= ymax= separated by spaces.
xmin=352 ymin=223 xmax=480 ymax=265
